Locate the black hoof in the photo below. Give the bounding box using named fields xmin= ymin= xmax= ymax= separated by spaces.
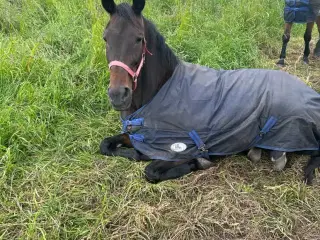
xmin=100 ymin=137 xmax=117 ymax=155
xmin=247 ymin=148 xmax=262 ymax=163
xmin=144 ymin=164 xmax=160 ymax=184
xmin=304 ymin=171 xmax=314 ymax=185
xmin=196 ymin=158 xmax=215 ymax=170
xmin=276 ymin=59 xmax=286 ymax=67
xmin=303 ymin=56 xmax=309 ymax=65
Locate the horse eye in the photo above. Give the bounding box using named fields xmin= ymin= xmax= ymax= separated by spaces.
xmin=136 ymin=37 xmax=143 ymax=43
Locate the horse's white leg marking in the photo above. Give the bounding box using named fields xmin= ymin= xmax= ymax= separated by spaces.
xmin=270 ymin=151 xmax=287 ymax=171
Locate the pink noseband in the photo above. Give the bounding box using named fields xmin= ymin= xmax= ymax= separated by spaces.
xmin=108 ymin=38 xmax=152 ymax=91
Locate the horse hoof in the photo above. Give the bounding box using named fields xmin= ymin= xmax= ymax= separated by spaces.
xmin=144 ymin=164 xmax=160 ymax=183
xmin=303 ymin=57 xmax=309 ymax=65
xmin=100 ymin=137 xmax=117 ymax=155
xmin=276 ymin=59 xmax=285 ymax=67
xmin=247 ymin=148 xmax=261 ymax=163
xmin=196 ymin=158 xmax=214 ymax=170
xmin=271 ymin=152 xmax=287 ymax=171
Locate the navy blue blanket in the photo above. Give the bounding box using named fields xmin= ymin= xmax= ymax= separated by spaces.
xmin=122 ymin=62 xmax=320 ymax=161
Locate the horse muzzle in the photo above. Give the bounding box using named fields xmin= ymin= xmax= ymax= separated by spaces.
xmin=108 ymin=86 xmax=132 ymax=110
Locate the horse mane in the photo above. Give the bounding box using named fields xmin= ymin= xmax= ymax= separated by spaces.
xmin=144 ymin=18 xmax=179 ymax=72
xmin=116 ymin=3 xmax=179 ymax=71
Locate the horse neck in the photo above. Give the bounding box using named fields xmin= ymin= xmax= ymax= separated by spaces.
xmin=121 ymin=19 xmax=179 ymax=119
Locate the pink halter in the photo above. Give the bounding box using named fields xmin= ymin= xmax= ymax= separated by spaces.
xmin=108 ymin=38 xmax=152 ymax=91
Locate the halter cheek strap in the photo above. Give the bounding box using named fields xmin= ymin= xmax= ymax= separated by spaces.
xmin=108 ymin=38 xmax=152 ymax=91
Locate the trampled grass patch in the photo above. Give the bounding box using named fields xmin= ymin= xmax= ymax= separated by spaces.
xmin=1 ymin=0 xmax=320 ymax=239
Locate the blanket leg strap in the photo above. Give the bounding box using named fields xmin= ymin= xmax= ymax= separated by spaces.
xmin=189 ymin=130 xmax=210 ymax=159
xmin=251 ymin=116 xmax=278 ymax=147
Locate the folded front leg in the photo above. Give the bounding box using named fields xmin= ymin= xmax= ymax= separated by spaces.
xmin=100 ymin=133 xmax=150 ymax=161
xmin=100 ymin=133 xmax=132 ymax=155
xmin=144 ymin=157 xmax=217 ymax=183
xmin=144 ymin=159 xmax=197 ymax=183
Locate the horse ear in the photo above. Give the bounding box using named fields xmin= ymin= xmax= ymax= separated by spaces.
xmin=132 ymin=0 xmax=145 ymax=15
xmin=101 ymin=0 xmax=116 ymax=15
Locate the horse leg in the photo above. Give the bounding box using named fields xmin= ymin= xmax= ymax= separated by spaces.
xmin=304 ymin=150 xmax=320 ymax=185
xmin=303 ymin=22 xmax=314 ymax=64
xmin=270 ymin=150 xmax=287 ymax=171
xmin=277 ymin=23 xmax=293 ymax=67
xmin=144 ymin=158 xmax=217 ymax=183
xmin=314 ymin=16 xmax=320 ymax=57
xmin=100 ymin=133 xmax=150 ymax=161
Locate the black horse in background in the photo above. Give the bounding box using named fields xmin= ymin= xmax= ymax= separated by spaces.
xmin=277 ymin=0 xmax=320 ymax=66
xmin=100 ymin=0 xmax=320 ymax=184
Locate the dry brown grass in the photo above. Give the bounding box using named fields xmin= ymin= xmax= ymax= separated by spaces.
xmin=94 ymin=154 xmax=319 ymax=239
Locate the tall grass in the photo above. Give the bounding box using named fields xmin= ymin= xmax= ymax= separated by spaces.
xmin=1 ymin=0 xmax=319 ymax=239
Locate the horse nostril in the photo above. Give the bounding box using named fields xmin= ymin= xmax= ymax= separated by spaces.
xmin=108 ymin=87 xmax=117 ymax=99
xmin=123 ymin=87 xmax=130 ymax=100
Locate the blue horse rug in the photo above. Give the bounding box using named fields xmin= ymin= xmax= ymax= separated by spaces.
xmin=284 ymin=0 xmax=316 ymax=23
xmin=121 ymin=62 xmax=320 ymax=161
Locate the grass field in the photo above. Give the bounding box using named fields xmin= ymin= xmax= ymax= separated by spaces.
xmin=1 ymin=0 xmax=320 ymax=239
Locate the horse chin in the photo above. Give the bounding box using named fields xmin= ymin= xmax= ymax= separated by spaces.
xmin=111 ymin=101 xmax=132 ymax=111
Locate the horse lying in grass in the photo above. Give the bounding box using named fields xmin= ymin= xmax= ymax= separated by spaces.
xmin=277 ymin=0 xmax=320 ymax=66
xmin=100 ymin=0 xmax=320 ymax=184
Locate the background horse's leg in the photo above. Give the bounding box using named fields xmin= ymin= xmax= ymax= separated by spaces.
xmin=144 ymin=158 xmax=217 ymax=183
xmin=277 ymin=23 xmax=293 ymax=66
xmin=303 ymin=22 xmax=314 ymax=64
xmin=314 ymin=16 xmax=320 ymax=57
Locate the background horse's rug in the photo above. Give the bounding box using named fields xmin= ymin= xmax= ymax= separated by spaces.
xmin=122 ymin=62 xmax=320 ymax=161
xmin=284 ymin=0 xmax=316 ymax=23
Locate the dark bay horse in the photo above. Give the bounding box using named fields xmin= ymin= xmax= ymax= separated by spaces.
xmin=100 ymin=0 xmax=320 ymax=184
xmin=277 ymin=0 xmax=320 ymax=66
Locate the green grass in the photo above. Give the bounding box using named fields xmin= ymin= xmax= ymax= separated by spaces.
xmin=1 ymin=0 xmax=320 ymax=239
